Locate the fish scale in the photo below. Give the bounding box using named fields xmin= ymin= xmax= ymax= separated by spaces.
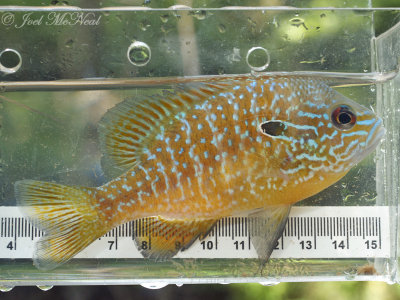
xmin=97 ymin=78 xmax=285 ymax=222
xmin=15 ymin=75 xmax=384 ymax=270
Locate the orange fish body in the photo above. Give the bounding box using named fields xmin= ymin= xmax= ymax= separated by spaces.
xmin=15 ymin=75 xmax=384 ymax=270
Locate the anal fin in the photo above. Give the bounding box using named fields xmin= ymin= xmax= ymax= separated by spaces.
xmin=248 ymin=205 xmax=291 ymax=268
xmin=134 ymin=217 xmax=217 ymax=260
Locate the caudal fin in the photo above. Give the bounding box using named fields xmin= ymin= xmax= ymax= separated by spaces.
xmin=15 ymin=180 xmax=105 ymax=270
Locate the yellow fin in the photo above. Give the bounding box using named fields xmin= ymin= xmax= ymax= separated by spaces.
xmin=15 ymin=180 xmax=105 ymax=270
xmin=98 ymin=82 xmax=230 ymax=178
xmin=134 ymin=217 xmax=217 ymax=260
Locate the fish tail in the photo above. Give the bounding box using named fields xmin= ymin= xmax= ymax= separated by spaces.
xmin=15 ymin=180 xmax=105 ymax=270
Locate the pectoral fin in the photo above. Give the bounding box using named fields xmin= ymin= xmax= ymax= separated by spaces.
xmin=134 ymin=217 xmax=217 ymax=260
xmin=248 ymin=205 xmax=291 ymax=264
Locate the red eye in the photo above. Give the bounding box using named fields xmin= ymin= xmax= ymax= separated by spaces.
xmin=331 ymin=105 xmax=356 ymax=130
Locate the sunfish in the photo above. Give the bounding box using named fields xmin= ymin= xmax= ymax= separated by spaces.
xmin=15 ymin=75 xmax=384 ymax=270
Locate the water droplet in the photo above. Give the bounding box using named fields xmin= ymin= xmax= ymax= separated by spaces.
xmin=246 ymin=46 xmax=270 ymax=72
xmin=259 ymin=281 xmax=280 ymax=286
xmin=190 ymin=10 xmax=207 ymax=20
xmin=169 ymin=5 xmax=193 ymax=19
xmin=37 ymin=285 xmax=53 ymax=291
xmin=140 ymin=283 xmax=168 ymax=289
xmin=247 ymin=17 xmax=257 ymax=26
xmin=65 ymin=39 xmax=74 ymax=48
xmin=0 ymin=286 xmax=13 ymax=292
xmin=139 ymin=19 xmax=151 ymax=31
xmin=161 ymin=24 xmax=174 ymax=34
xmin=142 ymin=0 xmax=151 ymax=5
xmin=0 ymin=48 xmax=22 ymax=74
xmin=320 ymin=13 xmax=326 ymax=18
xmin=344 ymin=272 xmax=356 ymax=280
xmin=50 ymin=0 xmax=69 ymax=5
xmin=160 ymin=14 xmax=169 ymax=23
xmin=227 ymin=47 xmax=241 ymax=63
xmin=218 ymin=24 xmax=226 ymax=33
xmin=370 ymin=86 xmax=376 ymax=92
xmin=289 ymin=17 xmax=308 ymax=29
xmin=176 ymin=283 xmax=183 ymax=287
xmin=272 ymin=17 xmax=279 ymax=28
xmin=127 ymin=41 xmax=151 ymax=67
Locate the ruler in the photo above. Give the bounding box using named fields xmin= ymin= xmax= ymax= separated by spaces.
xmin=0 ymin=206 xmax=390 ymax=260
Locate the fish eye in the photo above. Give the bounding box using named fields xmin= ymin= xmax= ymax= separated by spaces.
xmin=331 ymin=105 xmax=356 ymax=130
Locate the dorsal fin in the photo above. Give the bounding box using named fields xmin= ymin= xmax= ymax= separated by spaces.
xmin=98 ymin=81 xmax=231 ymax=177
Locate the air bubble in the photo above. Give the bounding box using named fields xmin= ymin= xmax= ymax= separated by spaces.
xmin=0 ymin=49 xmax=22 ymax=74
xmin=127 ymin=41 xmax=151 ymax=67
xmin=246 ymin=47 xmax=270 ymax=72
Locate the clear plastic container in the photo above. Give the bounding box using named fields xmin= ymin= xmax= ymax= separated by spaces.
xmin=0 ymin=2 xmax=400 ymax=288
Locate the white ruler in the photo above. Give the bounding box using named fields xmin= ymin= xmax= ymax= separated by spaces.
xmin=0 ymin=206 xmax=390 ymax=259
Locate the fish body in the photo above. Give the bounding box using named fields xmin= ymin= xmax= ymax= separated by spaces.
xmin=15 ymin=75 xmax=384 ymax=270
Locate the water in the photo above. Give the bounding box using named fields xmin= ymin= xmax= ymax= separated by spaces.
xmin=0 ymin=71 xmax=390 ymax=206
xmin=0 ymin=6 xmax=399 ymax=285
xmin=0 ymin=74 xmax=391 ymax=284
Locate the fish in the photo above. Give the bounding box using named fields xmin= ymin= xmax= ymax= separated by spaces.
xmin=14 ymin=75 xmax=385 ymax=270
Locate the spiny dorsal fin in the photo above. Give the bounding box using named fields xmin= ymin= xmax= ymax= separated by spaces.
xmin=134 ymin=217 xmax=217 ymax=260
xmin=98 ymin=81 xmax=230 ymax=178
